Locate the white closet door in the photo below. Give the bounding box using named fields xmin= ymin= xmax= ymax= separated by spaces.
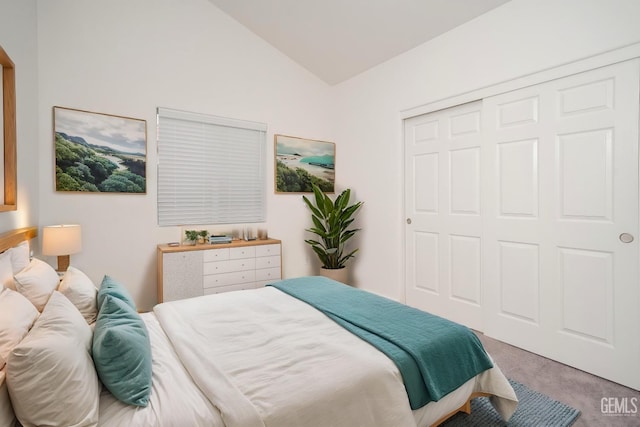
xmin=404 ymin=101 xmax=484 ymax=330
xmin=404 ymin=59 xmax=639 ymax=390
xmin=482 ymin=59 xmax=640 ymax=390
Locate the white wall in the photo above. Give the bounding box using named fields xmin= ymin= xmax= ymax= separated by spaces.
xmin=36 ymin=0 xmax=332 ymax=310
xmin=0 ymin=0 xmax=39 ymax=237
xmin=331 ymin=0 xmax=640 ymax=300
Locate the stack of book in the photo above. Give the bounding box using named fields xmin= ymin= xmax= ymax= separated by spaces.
xmin=209 ymin=235 xmax=232 ymax=244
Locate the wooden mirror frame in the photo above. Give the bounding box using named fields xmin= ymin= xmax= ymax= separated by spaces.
xmin=0 ymin=44 xmax=16 ymax=211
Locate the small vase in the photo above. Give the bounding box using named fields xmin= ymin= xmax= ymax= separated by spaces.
xmin=319 ymin=266 xmax=349 ymax=284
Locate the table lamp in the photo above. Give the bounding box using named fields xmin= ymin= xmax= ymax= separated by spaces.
xmin=42 ymin=224 xmax=82 ymax=272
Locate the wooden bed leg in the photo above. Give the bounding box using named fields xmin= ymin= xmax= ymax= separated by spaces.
xmin=460 ymin=399 xmax=472 ymax=414
xmin=430 ymin=392 xmax=493 ymax=427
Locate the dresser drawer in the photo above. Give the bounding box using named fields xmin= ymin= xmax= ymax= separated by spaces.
xmin=255 ymin=244 xmax=280 ymax=257
xmin=203 ymin=270 xmax=256 ymax=289
xmin=229 ymin=246 xmax=256 ymax=259
xmin=203 ymin=282 xmax=254 ymax=295
xmin=203 ymin=258 xmax=255 ymax=275
xmin=255 ymin=255 xmax=280 ymax=270
xmin=160 ymin=251 xmax=203 ymax=302
xmin=255 ymin=267 xmax=281 ymax=282
xmin=203 ymin=248 xmax=230 ymax=262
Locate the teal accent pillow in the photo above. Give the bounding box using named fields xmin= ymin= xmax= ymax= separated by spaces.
xmin=97 ymin=275 xmax=136 ymax=310
xmin=92 ymin=294 xmax=152 ymax=406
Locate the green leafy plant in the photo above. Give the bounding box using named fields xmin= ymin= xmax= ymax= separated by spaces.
xmin=184 ymin=230 xmax=199 ymax=242
xmin=185 ymin=229 xmax=209 ymax=244
xmin=302 ymin=184 xmax=363 ymax=269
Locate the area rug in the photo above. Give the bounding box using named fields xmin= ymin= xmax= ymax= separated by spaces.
xmin=441 ymin=379 xmax=581 ymax=427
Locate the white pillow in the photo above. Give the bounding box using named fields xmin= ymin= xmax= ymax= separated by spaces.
xmin=0 ymin=368 xmax=15 ymax=427
xmin=58 ymin=266 xmax=98 ymax=324
xmin=7 ymin=291 xmax=99 ymax=427
xmin=0 ymin=251 xmax=14 ymax=291
xmin=0 ymin=288 xmax=39 ymax=365
xmin=14 ymin=258 xmax=60 ymax=311
xmin=8 ymin=241 xmax=30 ymax=275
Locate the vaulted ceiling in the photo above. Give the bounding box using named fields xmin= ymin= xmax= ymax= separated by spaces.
xmin=208 ymin=0 xmax=511 ymax=85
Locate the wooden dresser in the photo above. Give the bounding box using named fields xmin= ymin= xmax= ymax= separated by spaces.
xmin=157 ymin=238 xmax=282 ymax=303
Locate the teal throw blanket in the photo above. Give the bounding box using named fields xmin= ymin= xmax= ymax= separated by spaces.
xmin=268 ymin=276 xmax=493 ymax=409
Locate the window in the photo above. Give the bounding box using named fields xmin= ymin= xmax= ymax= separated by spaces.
xmin=157 ymin=108 xmax=266 ymax=226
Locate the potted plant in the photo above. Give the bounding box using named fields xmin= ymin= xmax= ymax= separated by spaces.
xmin=184 ymin=229 xmax=209 ymax=245
xmin=184 ymin=230 xmax=199 ymax=245
xmin=197 ymin=230 xmax=209 ymax=244
xmin=302 ymin=184 xmax=363 ymax=283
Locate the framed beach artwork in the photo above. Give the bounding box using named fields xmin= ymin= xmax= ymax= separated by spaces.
xmin=53 ymin=106 xmax=147 ymax=193
xmin=274 ymin=134 xmax=335 ymax=193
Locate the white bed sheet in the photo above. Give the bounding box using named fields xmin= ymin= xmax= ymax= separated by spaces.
xmin=152 ymin=287 xmax=518 ymax=427
xmin=98 ymin=313 xmax=224 ymax=427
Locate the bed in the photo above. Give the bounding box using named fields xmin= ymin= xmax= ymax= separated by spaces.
xmin=0 ymin=227 xmax=517 ymax=427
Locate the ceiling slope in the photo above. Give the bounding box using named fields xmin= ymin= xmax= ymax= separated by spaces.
xmin=208 ymin=0 xmax=511 ymax=85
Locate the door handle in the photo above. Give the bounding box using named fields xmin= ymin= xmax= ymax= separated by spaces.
xmin=619 ymin=233 xmax=634 ymax=243
xmin=406 ymin=218 xmax=412 ymax=225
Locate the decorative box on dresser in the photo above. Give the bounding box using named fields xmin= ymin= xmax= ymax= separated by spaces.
xmin=157 ymin=238 xmax=282 ymax=303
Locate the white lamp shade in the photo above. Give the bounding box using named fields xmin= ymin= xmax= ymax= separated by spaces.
xmin=42 ymin=225 xmax=82 ymax=256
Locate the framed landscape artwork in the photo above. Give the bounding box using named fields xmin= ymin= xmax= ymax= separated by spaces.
xmin=274 ymin=134 xmax=335 ymax=193
xmin=53 ymin=106 xmax=147 ymax=193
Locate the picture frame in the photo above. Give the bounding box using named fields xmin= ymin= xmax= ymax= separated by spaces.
xmin=0 ymin=44 xmax=17 ymax=211
xmin=274 ymin=134 xmax=335 ymax=193
xmin=53 ymin=106 xmax=147 ymax=193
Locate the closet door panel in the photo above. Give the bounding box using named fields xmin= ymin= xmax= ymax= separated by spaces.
xmin=405 ymin=101 xmax=484 ymax=330
xmin=483 ymin=60 xmax=640 ymax=390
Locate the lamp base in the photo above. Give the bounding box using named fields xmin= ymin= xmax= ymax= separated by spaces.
xmin=56 ymin=255 xmax=70 ymax=273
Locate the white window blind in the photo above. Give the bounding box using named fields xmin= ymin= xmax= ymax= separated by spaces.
xmin=157 ymin=108 xmax=266 ymax=226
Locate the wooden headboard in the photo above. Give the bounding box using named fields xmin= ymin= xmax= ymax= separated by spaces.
xmin=0 ymin=227 xmax=37 ymax=253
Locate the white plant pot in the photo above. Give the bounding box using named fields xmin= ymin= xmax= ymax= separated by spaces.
xmin=319 ymin=266 xmax=349 ymax=284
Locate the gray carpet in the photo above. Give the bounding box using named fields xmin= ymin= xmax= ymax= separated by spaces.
xmin=442 ymin=379 xmax=580 ymax=427
xmin=474 ymin=333 xmax=639 ymax=426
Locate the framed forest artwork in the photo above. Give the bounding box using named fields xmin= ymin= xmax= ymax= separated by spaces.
xmin=53 ymin=106 xmax=147 ymax=193
xmin=274 ymin=134 xmax=335 ymax=193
